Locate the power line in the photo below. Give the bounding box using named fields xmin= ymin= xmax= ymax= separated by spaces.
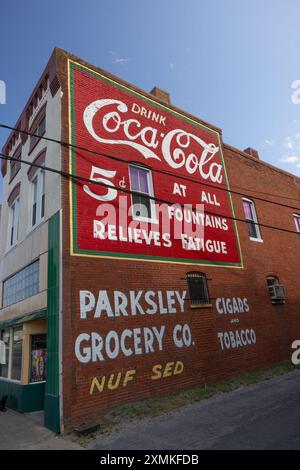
xmin=1 ymin=150 xmax=300 ymax=237
xmin=225 ymin=182 xmax=300 ymax=202
xmin=1 ymin=123 xmax=300 ymax=212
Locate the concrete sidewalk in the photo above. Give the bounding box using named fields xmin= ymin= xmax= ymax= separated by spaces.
xmin=0 ymin=409 xmax=82 ymax=450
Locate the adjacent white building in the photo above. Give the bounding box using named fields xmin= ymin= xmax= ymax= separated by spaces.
xmin=0 ymin=51 xmax=62 ymax=421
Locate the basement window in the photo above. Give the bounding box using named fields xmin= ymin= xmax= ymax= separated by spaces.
xmin=186 ymin=272 xmax=211 ymax=307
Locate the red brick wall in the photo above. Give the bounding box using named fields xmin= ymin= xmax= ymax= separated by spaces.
xmin=56 ymin=49 xmax=300 ymax=430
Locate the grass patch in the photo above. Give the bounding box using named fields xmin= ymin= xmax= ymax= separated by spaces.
xmin=68 ymin=360 xmax=300 ymax=446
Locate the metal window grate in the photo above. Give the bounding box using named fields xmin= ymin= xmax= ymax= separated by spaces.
xmin=186 ymin=272 xmax=210 ymax=305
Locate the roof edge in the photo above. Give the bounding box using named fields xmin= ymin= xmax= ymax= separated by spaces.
xmin=224 ymin=142 xmax=300 ymax=182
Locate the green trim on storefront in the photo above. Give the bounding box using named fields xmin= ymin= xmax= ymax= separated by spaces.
xmin=0 ymin=379 xmax=45 ymax=412
xmin=44 ymin=211 xmax=61 ymax=433
xmin=0 ymin=309 xmax=46 ymax=329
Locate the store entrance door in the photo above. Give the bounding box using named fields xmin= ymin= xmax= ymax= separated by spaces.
xmin=30 ymin=334 xmax=47 ymax=385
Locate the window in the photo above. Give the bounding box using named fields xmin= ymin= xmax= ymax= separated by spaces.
xmin=0 ymin=328 xmax=23 ymax=381
xmin=30 ymin=334 xmax=47 ymax=383
xmin=242 ymin=198 xmax=262 ymax=241
xmin=10 ymin=148 xmax=21 ymax=181
xmin=267 ymin=276 xmax=279 ymax=289
xmin=31 ymin=169 xmax=45 ymax=228
xmin=11 ymin=328 xmax=23 ymax=381
xmin=32 ymin=175 xmax=38 ymax=226
xmin=129 ymin=165 xmax=156 ymax=222
xmin=2 ymin=260 xmax=40 ymax=308
xmin=186 ymin=272 xmax=210 ymax=306
xmin=293 ymin=214 xmax=300 ymax=236
xmin=267 ymin=276 xmax=285 ymax=304
xmin=9 ymin=197 xmax=20 ymax=248
xmin=29 ymin=114 xmax=46 ymax=152
xmin=0 ymin=329 xmax=11 ymax=378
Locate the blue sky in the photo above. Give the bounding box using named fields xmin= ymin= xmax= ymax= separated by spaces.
xmin=1 ymin=0 xmax=300 ymax=200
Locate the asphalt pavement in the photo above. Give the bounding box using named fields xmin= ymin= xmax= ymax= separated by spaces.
xmin=87 ymin=369 xmax=300 ymax=450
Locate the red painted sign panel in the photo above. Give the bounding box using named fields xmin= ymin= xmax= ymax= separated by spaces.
xmin=68 ymin=61 xmax=242 ymax=267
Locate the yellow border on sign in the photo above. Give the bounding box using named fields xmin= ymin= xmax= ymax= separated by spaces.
xmin=67 ymin=59 xmax=243 ymax=269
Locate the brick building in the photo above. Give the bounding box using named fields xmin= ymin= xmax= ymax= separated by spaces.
xmin=0 ymin=48 xmax=299 ymax=432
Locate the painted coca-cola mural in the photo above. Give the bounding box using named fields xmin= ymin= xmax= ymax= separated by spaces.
xmin=68 ymin=60 xmax=242 ymax=267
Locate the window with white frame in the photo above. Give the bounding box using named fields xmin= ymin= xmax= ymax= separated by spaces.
xmin=293 ymin=214 xmax=300 ymax=236
xmin=31 ymin=169 xmax=45 ymax=228
xmin=242 ymin=198 xmax=262 ymax=241
xmin=129 ymin=164 xmax=156 ymax=222
xmin=9 ymin=197 xmax=20 ymax=248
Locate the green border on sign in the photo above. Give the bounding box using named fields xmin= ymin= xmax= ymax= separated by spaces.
xmin=68 ymin=60 xmax=243 ymax=268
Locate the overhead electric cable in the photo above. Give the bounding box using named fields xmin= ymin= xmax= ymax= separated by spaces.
xmin=1 ymin=150 xmax=299 ymax=237
xmin=1 ymin=123 xmax=300 ymax=212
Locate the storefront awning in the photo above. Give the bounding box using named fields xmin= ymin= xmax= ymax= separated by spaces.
xmin=0 ymin=309 xmax=47 ymax=329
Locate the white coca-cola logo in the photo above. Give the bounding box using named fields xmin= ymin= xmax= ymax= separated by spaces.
xmin=83 ymin=99 xmax=223 ymax=184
